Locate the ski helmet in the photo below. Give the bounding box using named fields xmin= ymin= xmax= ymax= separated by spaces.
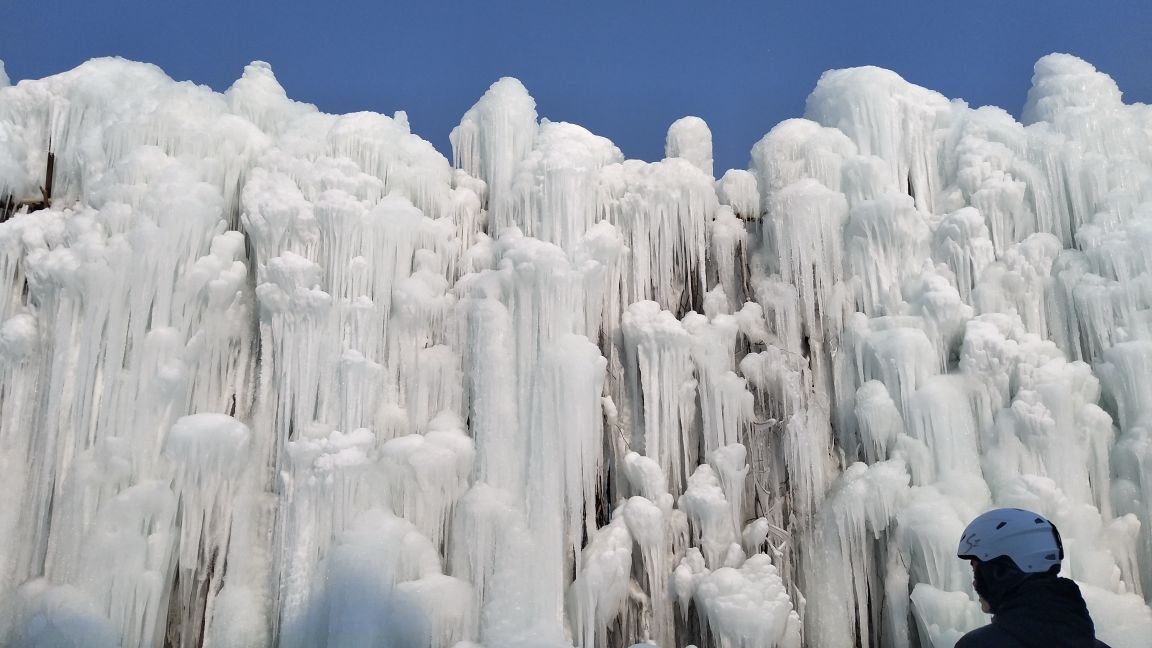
xmin=956 ymin=508 xmax=1064 ymax=573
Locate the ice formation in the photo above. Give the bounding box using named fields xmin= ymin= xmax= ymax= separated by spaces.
xmin=1 ymin=53 xmax=1151 ymax=648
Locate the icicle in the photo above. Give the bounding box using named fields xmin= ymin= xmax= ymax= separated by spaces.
xmin=322 ymin=508 xmax=471 ymax=648
xmin=688 ymin=554 xmax=802 ymax=648
xmin=450 ymin=78 xmax=538 ymax=231
xmin=597 ymin=157 xmax=716 ymax=309
xmin=679 ymin=464 xmax=738 ymax=568
xmin=666 ymin=116 xmax=714 ymax=178
xmin=973 ymin=232 xmax=1062 ymax=336
xmin=804 ymin=460 xmax=908 ymax=648
xmin=10 ymin=581 xmax=121 ymax=648
xmin=623 ymin=301 xmax=697 ymax=494
xmin=707 ymin=445 xmax=751 ymax=533
xmin=851 ymin=315 xmax=939 ymax=416
xmin=751 ymin=119 xmax=858 ymax=204
xmin=763 ymin=178 xmax=848 ymax=345
xmin=379 ymin=413 xmax=474 ymax=550
xmin=508 ymin=121 xmax=622 ymax=250
xmin=709 ymin=209 xmax=749 ymax=306
xmin=621 ymin=496 xmax=673 ymax=648
xmin=568 ymin=514 xmax=632 ymax=648
xmin=853 ymin=380 xmax=904 ymax=466
xmin=804 ymin=66 xmax=954 ymax=212
xmin=163 ymin=413 xmax=251 ymax=648
xmin=523 ymin=334 xmax=607 ymax=633
xmin=277 ymin=426 xmax=376 ymax=645
xmin=844 ymin=193 xmax=929 ymax=316
xmin=715 ymin=170 xmax=759 ymax=220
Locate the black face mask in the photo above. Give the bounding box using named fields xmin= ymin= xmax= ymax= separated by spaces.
xmin=973 ymin=556 xmax=1039 ymax=612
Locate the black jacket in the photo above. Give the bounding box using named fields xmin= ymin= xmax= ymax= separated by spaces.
xmin=956 ymin=577 xmax=1110 ymax=648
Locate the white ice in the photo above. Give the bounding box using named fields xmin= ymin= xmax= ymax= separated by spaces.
xmin=0 ymin=52 xmax=1151 ymax=648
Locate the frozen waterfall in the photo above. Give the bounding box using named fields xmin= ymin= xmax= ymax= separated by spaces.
xmin=1 ymin=54 xmax=1151 ymax=648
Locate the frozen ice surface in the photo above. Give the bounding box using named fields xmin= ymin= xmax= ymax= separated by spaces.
xmin=666 ymin=116 xmax=714 ymax=178
xmin=1 ymin=53 xmax=1151 ymax=648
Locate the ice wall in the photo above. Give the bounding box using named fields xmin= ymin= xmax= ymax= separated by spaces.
xmin=1 ymin=53 xmax=1151 ymax=648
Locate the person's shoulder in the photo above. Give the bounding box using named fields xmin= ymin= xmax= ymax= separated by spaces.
xmin=956 ymin=624 xmax=1022 ymax=648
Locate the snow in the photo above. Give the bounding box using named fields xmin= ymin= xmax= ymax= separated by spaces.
xmin=1 ymin=52 xmax=1151 ymax=648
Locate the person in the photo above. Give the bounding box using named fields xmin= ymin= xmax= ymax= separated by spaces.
xmin=955 ymin=508 xmax=1110 ymax=647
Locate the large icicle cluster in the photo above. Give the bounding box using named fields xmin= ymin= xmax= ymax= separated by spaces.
xmin=1 ymin=53 xmax=1151 ymax=648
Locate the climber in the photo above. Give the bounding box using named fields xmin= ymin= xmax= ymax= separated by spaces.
xmin=955 ymin=508 xmax=1111 ymax=647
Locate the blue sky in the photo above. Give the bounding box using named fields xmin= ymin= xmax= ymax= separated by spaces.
xmin=6 ymin=1 xmax=1151 ymax=172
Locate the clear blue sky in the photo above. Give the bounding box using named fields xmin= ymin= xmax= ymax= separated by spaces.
xmin=6 ymin=1 xmax=1151 ymax=173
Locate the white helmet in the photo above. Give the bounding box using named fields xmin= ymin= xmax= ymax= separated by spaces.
xmin=956 ymin=508 xmax=1064 ymax=573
